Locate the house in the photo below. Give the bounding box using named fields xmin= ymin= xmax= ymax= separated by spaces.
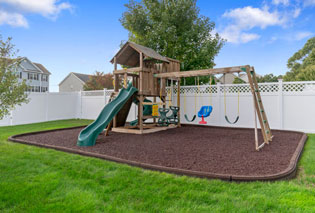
xmin=17 ymin=57 xmax=51 ymax=92
xmin=59 ymin=72 xmax=92 ymax=92
xmin=217 ymin=73 xmax=238 ymax=84
xmin=217 ymin=73 xmax=261 ymax=84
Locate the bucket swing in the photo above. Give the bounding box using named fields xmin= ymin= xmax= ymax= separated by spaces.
xmin=183 ymin=77 xmax=196 ymax=122
xmin=198 ymin=76 xmax=213 ymax=124
xmin=223 ymin=73 xmax=240 ymax=124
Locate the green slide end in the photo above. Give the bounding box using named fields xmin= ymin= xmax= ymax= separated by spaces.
xmin=77 ymin=83 xmax=138 ymax=146
xmin=129 ymin=99 xmax=152 ymax=126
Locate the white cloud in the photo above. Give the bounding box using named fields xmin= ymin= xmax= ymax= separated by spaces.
xmin=294 ymin=31 xmax=313 ymax=40
xmin=0 ymin=0 xmax=72 ymax=17
xmin=223 ymin=6 xmax=286 ymax=29
xmin=220 ymin=6 xmax=286 ymax=43
xmin=220 ymin=25 xmax=261 ymax=43
xmin=269 ymin=31 xmax=313 ymax=43
xmin=272 ymin=0 xmax=290 ymax=6
xmin=240 ymin=33 xmax=261 ymax=43
xmin=0 ymin=9 xmax=28 ymax=27
xmin=0 ymin=0 xmax=72 ymax=27
xmin=303 ymin=0 xmax=315 ymax=6
xmin=293 ymin=8 xmax=301 ymax=17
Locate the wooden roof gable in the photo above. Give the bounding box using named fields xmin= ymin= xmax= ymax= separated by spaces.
xmin=110 ymin=42 xmax=169 ymax=67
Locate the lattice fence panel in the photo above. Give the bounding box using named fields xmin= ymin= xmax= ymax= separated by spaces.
xmin=168 ymin=86 xmax=218 ymax=95
xmin=220 ymin=84 xmax=251 ymax=94
xmin=283 ymin=82 xmax=315 ymax=93
xmin=105 ymin=89 xmax=114 ymax=97
xmin=258 ymin=83 xmax=279 ymax=93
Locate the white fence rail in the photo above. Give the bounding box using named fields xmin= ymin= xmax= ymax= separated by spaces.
xmin=1 ymin=80 xmax=315 ymax=133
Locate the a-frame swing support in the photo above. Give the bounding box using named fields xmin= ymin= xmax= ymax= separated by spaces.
xmin=154 ymin=65 xmax=273 ymax=150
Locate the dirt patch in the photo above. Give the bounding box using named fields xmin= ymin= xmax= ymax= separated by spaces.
xmin=9 ymin=125 xmax=307 ymax=181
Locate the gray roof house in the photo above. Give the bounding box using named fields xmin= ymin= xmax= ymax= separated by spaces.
xmin=218 ymin=73 xmax=261 ymax=84
xmin=59 ymin=72 xmax=92 ymax=92
xmin=16 ymin=57 xmax=51 ymax=92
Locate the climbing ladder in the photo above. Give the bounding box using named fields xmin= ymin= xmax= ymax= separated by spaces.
xmin=245 ymin=67 xmax=273 ymax=150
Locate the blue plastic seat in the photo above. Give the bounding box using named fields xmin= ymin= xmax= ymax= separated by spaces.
xmin=198 ymin=106 xmax=213 ymax=118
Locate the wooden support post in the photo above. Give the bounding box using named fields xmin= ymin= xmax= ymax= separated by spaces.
xmin=113 ymin=57 xmax=118 ymax=127
xmin=105 ymin=121 xmax=112 ymax=136
xmin=139 ymin=95 xmax=144 ymax=133
xmin=250 ymin=67 xmax=272 ymax=141
xmin=114 ymin=57 xmax=118 ymax=92
xmin=246 ymin=68 xmax=268 ymax=145
xmin=124 ymin=72 xmax=128 ymax=88
xmin=153 ymin=96 xmax=156 ymax=125
xmin=177 ymin=78 xmax=181 ymax=127
xmin=139 ymin=52 xmax=143 ymax=92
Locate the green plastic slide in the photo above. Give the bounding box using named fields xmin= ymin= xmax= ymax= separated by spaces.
xmin=129 ymin=98 xmax=152 ymax=126
xmin=77 ymin=83 xmax=138 ymax=146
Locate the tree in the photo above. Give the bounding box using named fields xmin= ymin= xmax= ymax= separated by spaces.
xmin=120 ymin=0 xmax=225 ymax=85
xmin=256 ymin=74 xmax=280 ymax=83
xmin=0 ymin=36 xmax=29 ymax=120
xmin=233 ymin=77 xmax=245 ymax=84
xmin=83 ymin=71 xmax=114 ymax=90
xmin=284 ymin=37 xmax=315 ymax=81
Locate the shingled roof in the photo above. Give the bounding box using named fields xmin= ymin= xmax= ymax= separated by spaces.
xmin=110 ymin=42 xmax=169 ymax=67
xmin=72 ymin=72 xmax=92 ymax=83
xmin=33 ymin=62 xmax=51 ymax=75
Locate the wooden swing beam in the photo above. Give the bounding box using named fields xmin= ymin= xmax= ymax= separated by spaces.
xmin=154 ymin=65 xmax=251 ymax=78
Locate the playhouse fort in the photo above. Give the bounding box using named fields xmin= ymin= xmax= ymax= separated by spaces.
xmin=77 ymin=42 xmax=273 ymax=151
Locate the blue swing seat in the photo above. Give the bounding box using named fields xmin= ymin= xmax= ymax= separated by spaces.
xmin=198 ymin=106 xmax=213 ymax=118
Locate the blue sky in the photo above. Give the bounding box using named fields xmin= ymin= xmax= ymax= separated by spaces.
xmin=1 ymin=0 xmax=314 ymax=91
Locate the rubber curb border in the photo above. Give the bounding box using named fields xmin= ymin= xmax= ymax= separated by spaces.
xmin=8 ymin=125 xmax=308 ymax=182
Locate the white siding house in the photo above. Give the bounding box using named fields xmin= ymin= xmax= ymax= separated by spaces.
xmin=59 ymin=72 xmax=91 ymax=92
xmin=18 ymin=57 xmax=51 ymax=92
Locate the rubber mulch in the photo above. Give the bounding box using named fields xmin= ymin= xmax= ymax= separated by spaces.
xmin=10 ymin=125 xmax=307 ymax=181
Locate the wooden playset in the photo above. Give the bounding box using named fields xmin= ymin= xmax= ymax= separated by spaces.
xmin=106 ymin=42 xmax=273 ymax=150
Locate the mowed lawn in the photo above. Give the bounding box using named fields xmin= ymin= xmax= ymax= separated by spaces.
xmin=0 ymin=120 xmax=315 ymax=212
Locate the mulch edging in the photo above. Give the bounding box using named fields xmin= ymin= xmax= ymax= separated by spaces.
xmin=8 ymin=125 xmax=308 ymax=182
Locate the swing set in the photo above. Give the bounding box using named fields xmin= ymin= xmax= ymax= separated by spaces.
xmin=154 ymin=65 xmax=273 ymax=151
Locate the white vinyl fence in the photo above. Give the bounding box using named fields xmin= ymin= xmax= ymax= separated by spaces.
xmin=175 ymin=80 xmax=315 ymax=133
xmin=0 ymin=92 xmax=81 ymax=126
xmin=1 ymin=80 xmax=315 ymax=133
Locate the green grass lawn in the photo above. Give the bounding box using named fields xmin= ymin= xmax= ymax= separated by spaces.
xmin=0 ymin=119 xmax=315 ymax=212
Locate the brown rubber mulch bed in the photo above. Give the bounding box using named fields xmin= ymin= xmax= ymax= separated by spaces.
xmin=9 ymin=125 xmax=307 ymax=181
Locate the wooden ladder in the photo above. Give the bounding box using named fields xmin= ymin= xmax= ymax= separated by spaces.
xmin=246 ymin=66 xmax=273 ymax=150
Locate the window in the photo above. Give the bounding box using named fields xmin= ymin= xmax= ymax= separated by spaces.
xmin=19 ymin=72 xmax=22 ymax=79
xmin=27 ymin=86 xmax=41 ymax=92
xmin=42 ymin=75 xmax=48 ymax=82
xmin=41 ymin=87 xmax=48 ymax=92
xmin=27 ymin=73 xmax=39 ymax=80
